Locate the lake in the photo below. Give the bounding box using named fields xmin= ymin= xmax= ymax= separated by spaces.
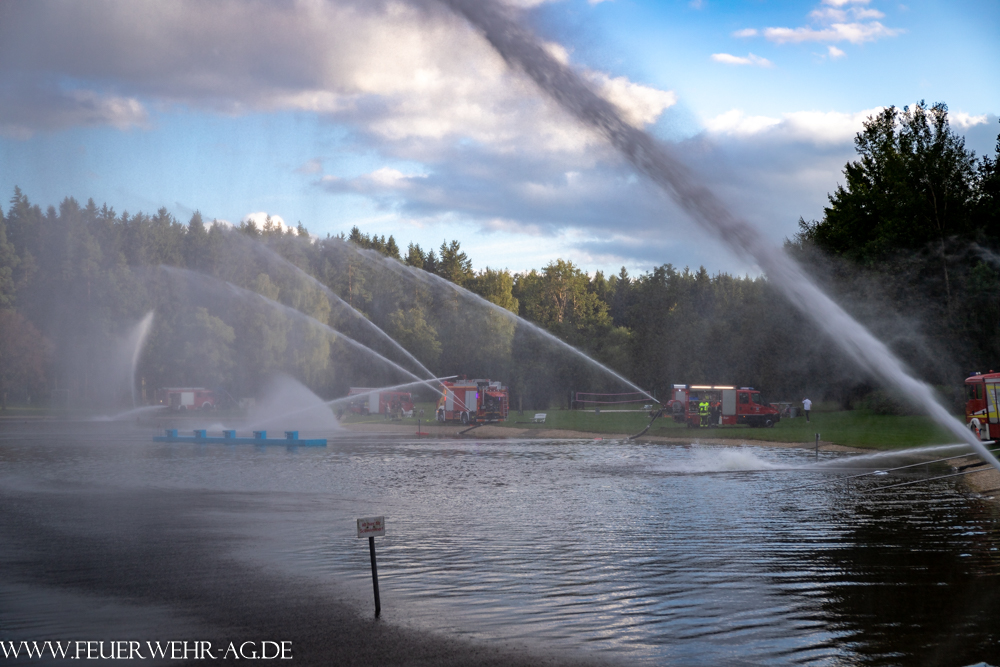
xmin=2 ymin=421 xmax=999 ymax=666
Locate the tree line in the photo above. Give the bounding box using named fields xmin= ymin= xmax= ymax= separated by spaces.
xmin=0 ymin=101 xmax=997 ymax=412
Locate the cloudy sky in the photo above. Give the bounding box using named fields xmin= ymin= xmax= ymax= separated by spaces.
xmin=1 ymin=0 xmax=997 ymax=277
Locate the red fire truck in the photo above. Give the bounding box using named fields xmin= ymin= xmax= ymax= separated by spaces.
xmin=435 ymin=379 xmax=509 ymax=424
xmin=665 ymin=384 xmax=781 ymax=428
xmin=156 ymin=387 xmax=217 ymax=411
xmin=965 ymin=371 xmax=1000 ymax=440
xmin=346 ymin=388 xmax=415 ymax=416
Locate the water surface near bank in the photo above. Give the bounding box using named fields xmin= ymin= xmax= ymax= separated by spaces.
xmin=2 ymin=422 xmax=1000 ymax=666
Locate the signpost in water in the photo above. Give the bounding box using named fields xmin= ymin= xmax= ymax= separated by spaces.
xmin=357 ymin=516 xmax=385 ymax=617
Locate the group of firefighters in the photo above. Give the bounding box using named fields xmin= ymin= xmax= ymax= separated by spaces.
xmin=695 ymin=398 xmax=720 ymax=427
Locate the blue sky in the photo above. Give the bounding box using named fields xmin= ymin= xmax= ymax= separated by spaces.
xmin=1 ymin=0 xmax=997 ymax=277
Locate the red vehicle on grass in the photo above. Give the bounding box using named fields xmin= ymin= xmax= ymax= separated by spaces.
xmin=665 ymin=384 xmax=781 ymax=428
xmin=435 ymin=379 xmax=509 ymax=424
xmin=346 ymin=388 xmax=415 ymax=416
xmin=965 ymin=371 xmax=1000 ymax=440
xmin=156 ymin=387 xmax=217 ymax=411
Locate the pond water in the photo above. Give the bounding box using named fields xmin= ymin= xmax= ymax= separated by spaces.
xmin=2 ymin=422 xmax=1000 ymax=666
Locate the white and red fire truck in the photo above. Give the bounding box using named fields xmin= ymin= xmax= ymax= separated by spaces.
xmin=346 ymin=388 xmax=415 ymax=416
xmin=156 ymin=387 xmax=217 ymax=411
xmin=966 ymin=371 xmax=1000 ymax=440
xmin=435 ymin=379 xmax=509 ymax=424
xmin=665 ymin=384 xmax=781 ymax=428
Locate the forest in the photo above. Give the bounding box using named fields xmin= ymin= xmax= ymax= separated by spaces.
xmin=0 ymin=102 xmax=998 ymax=412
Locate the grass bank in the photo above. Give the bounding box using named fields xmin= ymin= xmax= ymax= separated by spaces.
xmin=341 ymin=403 xmax=959 ymax=450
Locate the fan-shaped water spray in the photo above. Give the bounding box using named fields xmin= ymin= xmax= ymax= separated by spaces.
xmin=246 ymin=241 xmax=439 ymax=382
xmin=310 ymin=237 xmax=659 ymax=404
xmin=154 ymin=266 xmax=424 ymax=385
xmin=442 ymin=0 xmax=1000 ymax=471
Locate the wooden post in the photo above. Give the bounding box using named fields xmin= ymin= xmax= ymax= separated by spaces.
xmin=369 ymin=536 xmax=381 ymax=618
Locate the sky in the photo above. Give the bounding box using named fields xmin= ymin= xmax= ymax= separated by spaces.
xmin=1 ymin=0 xmax=997 ymax=278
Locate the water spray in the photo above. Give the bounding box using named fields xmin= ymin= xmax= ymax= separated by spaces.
xmin=248 ymin=241 xmax=439 ymax=382
xmin=321 ymin=237 xmax=660 ymax=405
xmin=441 ymin=0 xmax=1000 ymax=473
xmin=324 ymin=376 xmax=457 ymax=410
xmin=156 ymin=266 xmax=423 ymax=384
xmin=128 ymin=311 xmax=155 ymax=408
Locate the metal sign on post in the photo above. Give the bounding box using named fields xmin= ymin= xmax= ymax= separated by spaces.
xmin=357 ymin=516 xmax=384 ymax=617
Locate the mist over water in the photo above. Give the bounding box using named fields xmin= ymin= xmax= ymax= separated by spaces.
xmin=246 ymin=374 xmax=342 ymax=433
xmin=442 ymin=0 xmax=999 ymax=469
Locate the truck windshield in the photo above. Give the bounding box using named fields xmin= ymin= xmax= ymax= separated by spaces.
xmin=967 ymin=383 xmax=983 ymax=401
xmin=751 ymin=393 xmax=762 ymax=405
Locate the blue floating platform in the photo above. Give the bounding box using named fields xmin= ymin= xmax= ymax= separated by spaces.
xmin=153 ymin=429 xmax=327 ymax=447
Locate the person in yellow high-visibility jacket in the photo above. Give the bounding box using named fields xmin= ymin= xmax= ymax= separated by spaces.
xmin=698 ymin=400 xmax=710 ymax=427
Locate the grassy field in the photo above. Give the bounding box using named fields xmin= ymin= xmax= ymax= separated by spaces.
xmin=3 ymin=399 xmax=958 ymax=451
xmin=339 ymin=401 xmax=960 ymax=450
xmin=500 ymin=408 xmax=957 ymax=449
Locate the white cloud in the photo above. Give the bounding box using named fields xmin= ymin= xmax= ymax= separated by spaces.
xmin=321 ymin=167 xmax=428 ymax=195
xmin=242 ymin=211 xmax=293 ymax=233
xmin=0 ymin=0 xmax=675 ymax=161
xmin=763 ymin=22 xmax=900 ymax=44
xmin=735 ymin=0 xmax=901 ymax=46
xmin=705 ymin=109 xmax=781 ymax=136
xmin=951 ymin=112 xmax=989 ymax=129
xmin=0 ymin=86 xmax=147 ymax=139
xmin=586 ymin=72 xmax=678 ymax=126
xmin=711 ymin=53 xmax=773 ymax=67
xmin=828 ymin=45 xmax=846 ymax=58
xmin=704 ymin=107 xmax=884 ymax=144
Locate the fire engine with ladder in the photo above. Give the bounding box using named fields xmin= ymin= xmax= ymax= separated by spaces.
xmin=435 ymin=378 xmax=509 ymax=424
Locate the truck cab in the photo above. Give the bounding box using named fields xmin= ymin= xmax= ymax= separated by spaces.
xmin=965 ymin=371 xmax=1000 ymax=440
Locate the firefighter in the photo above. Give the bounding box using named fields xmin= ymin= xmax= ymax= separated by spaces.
xmin=699 ymin=399 xmax=710 ymax=427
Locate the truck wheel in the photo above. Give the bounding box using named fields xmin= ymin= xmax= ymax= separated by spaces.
xmin=764 ymin=418 xmax=774 ymax=428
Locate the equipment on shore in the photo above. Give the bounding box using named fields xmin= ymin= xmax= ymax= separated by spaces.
xmin=435 ymin=378 xmax=509 ymax=424
xmin=155 ymin=387 xmax=218 ymax=411
xmin=666 ymin=384 xmax=781 ymax=428
xmin=346 ymin=387 xmax=414 ymax=417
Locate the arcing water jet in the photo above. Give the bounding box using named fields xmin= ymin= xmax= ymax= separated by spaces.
xmin=125 ymin=310 xmax=155 ymax=408
xmin=247 ymin=241 xmax=439 ymax=382
xmin=318 ymin=237 xmax=659 ymax=405
xmin=442 ymin=0 xmax=1000 ymax=471
xmin=155 ymin=266 xmax=424 ymax=385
